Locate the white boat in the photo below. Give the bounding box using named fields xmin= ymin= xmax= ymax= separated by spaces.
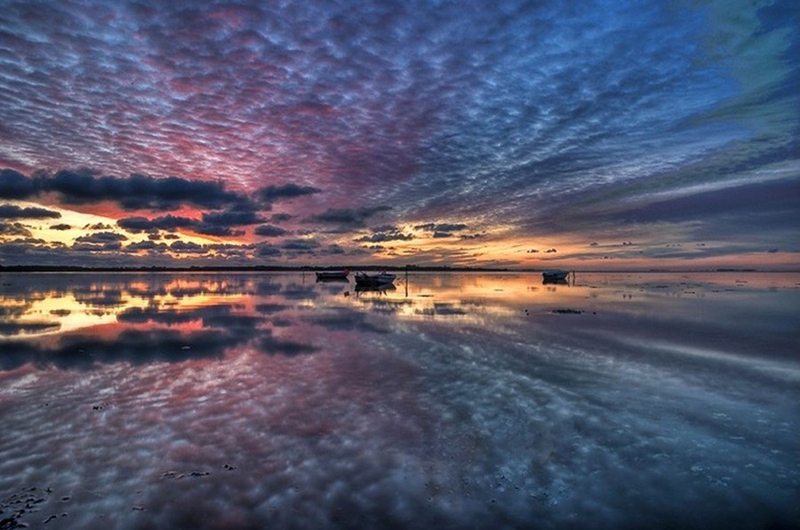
xmin=354 ymin=271 xmax=396 ymax=286
xmin=542 ymin=270 xmax=570 ymax=282
xmin=315 ymin=269 xmax=349 ymax=281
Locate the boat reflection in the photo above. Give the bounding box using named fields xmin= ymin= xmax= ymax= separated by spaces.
xmin=541 ymin=277 xmax=569 ymax=285
xmin=354 ymin=283 xmax=397 ymax=295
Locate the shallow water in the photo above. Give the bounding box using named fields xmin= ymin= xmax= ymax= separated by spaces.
xmin=1 ymin=271 xmax=798 ymax=529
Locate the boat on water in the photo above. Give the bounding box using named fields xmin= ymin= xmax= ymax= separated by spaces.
xmin=542 ymin=270 xmax=570 ymax=283
xmin=354 ymin=271 xmax=396 ymax=287
xmin=315 ymin=269 xmax=350 ymax=281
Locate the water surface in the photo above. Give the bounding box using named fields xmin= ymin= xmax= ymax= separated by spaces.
xmin=1 ymin=272 xmax=798 ymax=529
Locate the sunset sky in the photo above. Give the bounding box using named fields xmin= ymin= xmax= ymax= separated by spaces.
xmin=1 ymin=0 xmax=798 ymax=269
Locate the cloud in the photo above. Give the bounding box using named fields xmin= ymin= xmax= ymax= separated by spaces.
xmin=256 ymin=244 xmax=282 ymax=257
xmin=201 ymin=209 xmax=265 ymax=226
xmin=322 ymin=244 xmax=346 ymax=255
xmin=0 ymin=222 xmax=32 ymax=237
xmin=280 ymin=239 xmax=319 ymax=252
xmin=0 ymin=169 xmax=36 ymax=199
xmin=50 ymin=224 xmax=72 ymax=231
xmin=0 ymin=170 xmax=249 ymax=211
xmin=310 ymin=206 xmax=392 ymax=228
xmin=258 ymin=184 xmax=321 ymax=204
xmin=0 ymin=204 xmax=61 ymax=219
xmin=169 ymin=241 xmax=208 ymax=254
xmin=118 ymin=214 xmax=248 ymax=238
xmin=72 ymin=232 xmax=128 ymax=252
xmin=75 ymin=232 xmax=128 ymax=244
xmin=414 ymin=223 xmax=468 ymax=233
xmin=125 ymin=240 xmax=168 ymax=253
xmin=0 ymin=0 xmax=797 ymax=268
xmin=194 ymin=224 xmax=245 ymax=237
xmin=117 ymin=215 xmax=196 ymax=233
xmin=270 ymin=213 xmax=293 ymax=223
xmin=254 ymin=224 xmax=288 ymax=237
xmin=354 ymin=225 xmax=413 ymax=243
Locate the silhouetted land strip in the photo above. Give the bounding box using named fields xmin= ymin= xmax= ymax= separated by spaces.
xmin=1 ymin=265 xmax=790 ymax=274
xmin=0 ymin=264 xmax=515 ymax=273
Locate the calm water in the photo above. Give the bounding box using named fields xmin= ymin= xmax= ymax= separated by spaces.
xmin=1 ymin=272 xmax=798 ymax=529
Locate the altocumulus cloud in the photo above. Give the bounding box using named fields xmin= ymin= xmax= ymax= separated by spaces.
xmin=0 ymin=0 xmax=797 ymax=267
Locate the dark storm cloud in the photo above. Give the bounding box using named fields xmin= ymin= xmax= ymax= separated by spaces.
xmin=0 ymin=204 xmax=60 ymax=219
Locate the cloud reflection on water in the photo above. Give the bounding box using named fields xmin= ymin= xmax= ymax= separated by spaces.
xmin=0 ymin=272 xmax=798 ymax=528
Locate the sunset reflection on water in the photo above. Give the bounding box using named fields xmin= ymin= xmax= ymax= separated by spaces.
xmin=1 ymin=272 xmax=798 ymax=529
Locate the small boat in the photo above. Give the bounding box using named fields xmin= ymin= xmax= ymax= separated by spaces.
xmin=354 ymin=271 xmax=396 ymax=286
xmin=315 ymin=269 xmax=349 ymax=281
xmin=542 ymin=270 xmax=570 ymax=283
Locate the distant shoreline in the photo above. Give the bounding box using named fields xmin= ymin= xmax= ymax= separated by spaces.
xmin=1 ymin=265 xmax=796 ymax=273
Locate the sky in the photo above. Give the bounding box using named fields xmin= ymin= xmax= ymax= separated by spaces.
xmin=0 ymin=0 xmax=798 ymax=270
